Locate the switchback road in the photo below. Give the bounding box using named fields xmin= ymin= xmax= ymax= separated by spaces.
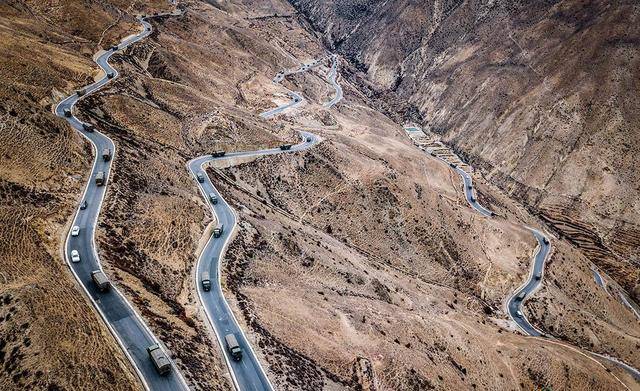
xmin=55 ymin=10 xmax=189 ymax=391
xmin=188 ymin=132 xmax=319 ymax=391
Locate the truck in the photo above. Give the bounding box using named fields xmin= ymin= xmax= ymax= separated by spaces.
xmin=83 ymin=123 xmax=95 ymax=132
xmin=534 ymin=272 xmax=542 ymax=280
xmin=102 ymin=148 xmax=111 ymax=162
xmin=201 ymin=271 xmax=211 ymax=292
xmin=107 ymin=72 xmax=115 ymax=79
xmin=76 ymin=88 xmax=86 ymax=97
xmin=213 ymin=224 xmax=224 ymax=238
xmin=147 ymin=345 xmax=172 ymax=376
xmin=91 ymin=270 xmax=111 ymax=292
xmin=211 ymin=150 xmax=226 ymax=158
xmin=542 ymin=237 xmax=549 ymax=245
xmin=197 ymin=172 xmax=205 ymax=183
xmin=449 ymin=163 xmax=457 ymax=168
xmin=516 ymin=291 xmax=526 ymax=301
xmin=280 ymin=144 xmax=292 ymax=151
xmin=95 ymin=171 xmax=105 ymax=186
xmin=111 ymin=45 xmax=118 ymax=51
xmin=209 ymin=193 xmax=218 ymax=204
xmin=63 ymin=108 xmax=72 ymax=117
xmin=224 ymin=334 xmax=243 ymax=361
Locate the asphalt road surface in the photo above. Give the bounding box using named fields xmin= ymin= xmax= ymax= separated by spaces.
xmin=324 ymin=55 xmax=343 ymax=108
xmin=55 ymin=12 xmax=189 ymax=391
xmin=259 ymin=91 xmax=304 ymax=119
xmin=261 ymin=55 xmax=335 ymax=118
xmin=188 ymin=132 xmax=319 ymax=391
xmin=505 ymin=228 xmax=550 ymax=337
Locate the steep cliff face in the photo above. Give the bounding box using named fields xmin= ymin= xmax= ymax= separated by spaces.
xmin=288 ymin=0 xmax=640 ymax=295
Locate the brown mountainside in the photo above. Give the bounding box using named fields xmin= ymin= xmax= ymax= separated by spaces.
xmin=288 ymin=0 xmax=640 ymax=297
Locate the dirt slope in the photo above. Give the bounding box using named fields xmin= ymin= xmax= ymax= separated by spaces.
xmin=287 ymin=0 xmax=640 ymax=298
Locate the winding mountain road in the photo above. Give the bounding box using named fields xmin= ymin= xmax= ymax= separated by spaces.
xmin=324 ymin=54 xmax=342 ymax=108
xmin=261 ymin=54 xmax=339 ymax=118
xmin=189 ymin=132 xmax=319 ymax=390
xmin=404 ymin=125 xmax=640 ymax=382
xmin=55 ymin=10 xmax=189 ymax=391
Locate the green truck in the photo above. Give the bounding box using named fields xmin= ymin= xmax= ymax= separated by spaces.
xmin=147 ymin=345 xmax=171 ymax=376
xmin=213 ymin=224 xmax=224 ymax=238
xmin=225 ymin=334 xmax=242 ymax=361
xmin=201 ymin=271 xmax=211 ymax=292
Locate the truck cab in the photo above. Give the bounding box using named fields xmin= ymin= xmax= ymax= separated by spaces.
xmin=147 ymin=345 xmax=171 ymax=376
xmin=224 ymin=334 xmax=243 ymax=361
xmin=201 ymin=271 xmax=211 ymax=292
xmin=213 ymin=224 xmax=224 ymax=238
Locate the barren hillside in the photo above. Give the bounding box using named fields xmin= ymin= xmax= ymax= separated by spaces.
xmin=1 ymin=0 xmax=638 ymax=389
xmin=288 ymin=0 xmax=640 ymax=298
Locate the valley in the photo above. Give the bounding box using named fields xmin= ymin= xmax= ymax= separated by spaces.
xmin=0 ymin=0 xmax=638 ymax=390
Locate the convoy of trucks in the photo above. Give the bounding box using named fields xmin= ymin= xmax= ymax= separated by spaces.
xmin=91 ymin=270 xmax=111 ymax=292
xmin=147 ymin=345 xmax=172 ymax=375
xmin=201 ymin=271 xmax=211 ymax=292
xmin=213 ymin=224 xmax=224 ymax=238
xmin=95 ymin=171 xmax=105 ymax=186
xmin=102 ymin=148 xmax=111 ymax=161
xmin=224 ymin=334 xmax=243 ymax=361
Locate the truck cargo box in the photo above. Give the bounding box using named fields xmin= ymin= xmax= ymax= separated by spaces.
xmin=95 ymin=171 xmax=105 ymax=186
xmin=91 ymin=270 xmax=111 ymax=292
xmin=201 ymin=271 xmax=211 ymax=292
xmin=147 ymin=345 xmax=171 ymax=375
xmin=224 ymin=334 xmax=242 ymax=361
xmin=213 ymin=224 xmax=224 ymax=238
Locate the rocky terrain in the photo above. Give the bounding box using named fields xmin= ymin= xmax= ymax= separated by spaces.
xmin=1 ymin=0 xmax=638 ymax=389
xmin=288 ymin=0 xmax=640 ymax=298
